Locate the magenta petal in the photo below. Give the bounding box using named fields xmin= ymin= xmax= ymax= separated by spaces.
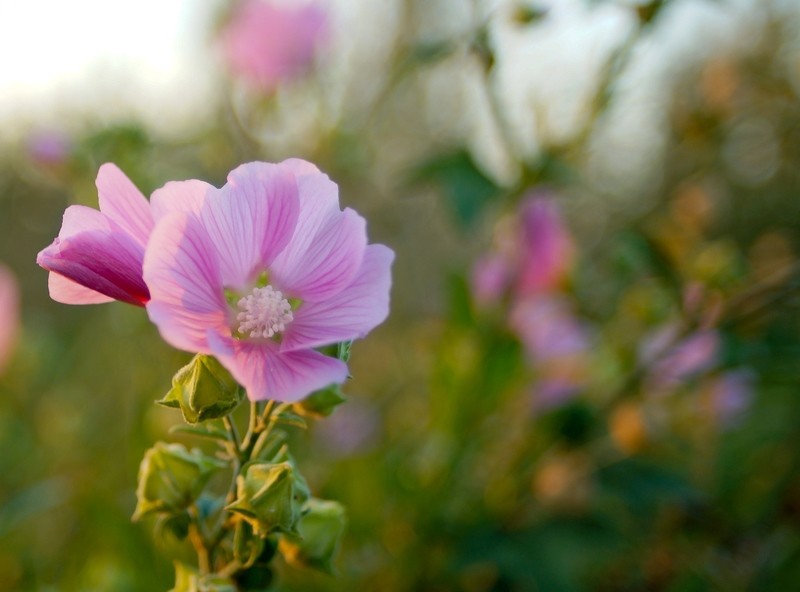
xmin=48 ymin=272 xmax=113 ymax=305
xmin=144 ymin=213 xmax=229 ymax=352
xmin=201 ymin=162 xmax=299 ymax=289
xmin=37 ymin=227 xmax=149 ymax=306
xmin=271 ymin=208 xmax=366 ymax=302
xmin=208 ymin=333 xmax=348 ymax=403
xmin=95 ymin=163 xmax=153 ymax=246
xmin=151 ymin=179 xmax=214 ymax=222
xmin=281 ymin=244 xmax=393 ymax=352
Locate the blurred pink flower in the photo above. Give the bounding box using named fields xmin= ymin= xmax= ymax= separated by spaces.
xmin=144 ymin=159 xmax=393 ymax=403
xmin=220 ymin=0 xmax=328 ymax=93
xmin=0 ymin=264 xmax=20 ymax=373
xmin=642 ymin=327 xmax=720 ymax=390
xmin=27 ymin=130 xmax=71 ymax=167
xmin=471 ymin=192 xmax=574 ymax=307
xmin=37 ymin=163 xmax=202 ymax=307
xmin=511 ymin=297 xmax=591 ymax=410
xmin=511 ymin=297 xmax=589 ymax=362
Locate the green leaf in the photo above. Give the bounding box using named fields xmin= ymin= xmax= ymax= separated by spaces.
xmin=273 ymin=409 xmax=308 ymax=430
xmin=169 ymin=420 xmax=230 ymax=443
xmin=294 ymin=385 xmax=347 ymax=419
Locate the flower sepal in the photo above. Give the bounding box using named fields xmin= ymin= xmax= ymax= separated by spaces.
xmin=159 ymin=354 xmax=244 ymax=424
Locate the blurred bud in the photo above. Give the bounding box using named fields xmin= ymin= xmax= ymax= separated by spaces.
xmin=133 ymin=443 xmax=226 ymax=520
xmin=532 ymin=452 xmax=591 ymax=509
xmin=610 ymin=403 xmax=647 ymax=454
xmin=280 ymin=499 xmax=347 ymax=574
xmin=170 ymin=562 xmax=237 ymax=592
xmin=227 ymin=462 xmax=300 ymax=537
xmin=159 ymin=355 xmax=243 ymax=423
xmin=0 ymin=264 xmax=19 ymax=375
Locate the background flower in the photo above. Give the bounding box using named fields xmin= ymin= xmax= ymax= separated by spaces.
xmin=219 ymin=0 xmax=328 ymax=93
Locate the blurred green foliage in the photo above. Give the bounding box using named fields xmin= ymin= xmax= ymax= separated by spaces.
xmin=2 ymin=1 xmax=800 ymax=591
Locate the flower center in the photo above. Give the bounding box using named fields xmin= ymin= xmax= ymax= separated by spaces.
xmin=236 ymin=285 xmax=294 ymax=339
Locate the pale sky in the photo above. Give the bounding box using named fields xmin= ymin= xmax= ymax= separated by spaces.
xmin=0 ymin=0 xmax=224 ymax=139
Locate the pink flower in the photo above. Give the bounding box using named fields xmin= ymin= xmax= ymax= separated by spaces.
xmin=36 ymin=163 xmax=202 ymax=307
xmin=143 ymin=159 xmax=393 ymax=403
xmin=0 ymin=264 xmax=20 ymax=373
xmin=470 ymin=192 xmax=574 ymax=307
xmin=220 ymin=0 xmax=328 ymax=93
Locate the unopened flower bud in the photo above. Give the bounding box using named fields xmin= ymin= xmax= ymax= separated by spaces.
xmin=133 ymin=442 xmax=225 ymax=520
xmin=159 ymin=354 xmax=243 ymax=423
xmin=227 ymin=462 xmax=300 ymax=537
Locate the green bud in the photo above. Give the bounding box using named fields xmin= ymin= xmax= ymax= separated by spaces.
xmin=133 ymin=442 xmax=226 ymax=521
xmin=227 ymin=462 xmax=299 ymax=537
xmin=280 ymin=499 xmax=347 ymax=574
xmin=169 ymin=562 xmax=237 ymax=592
xmin=159 ymin=355 xmax=243 ymax=423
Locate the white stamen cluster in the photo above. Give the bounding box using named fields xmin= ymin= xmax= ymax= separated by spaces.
xmin=236 ymin=285 xmax=294 ymax=339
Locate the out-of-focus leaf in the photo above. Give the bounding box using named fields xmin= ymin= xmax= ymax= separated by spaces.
xmin=408 ymin=150 xmax=502 ymax=228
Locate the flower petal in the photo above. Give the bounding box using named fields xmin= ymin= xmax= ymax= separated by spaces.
xmin=281 ymin=244 xmax=393 ymax=352
xmin=270 ymin=208 xmax=366 ymax=302
xmin=201 ymin=162 xmax=299 ymax=289
xmin=37 ymin=228 xmax=149 ymax=306
xmin=48 ymin=272 xmax=113 ymax=305
xmin=95 ymin=163 xmax=153 ymax=246
xmin=57 ymin=204 xmax=111 ymax=238
xmin=151 ymin=179 xmax=214 ymax=222
xmin=208 ymin=333 xmax=348 ymax=403
xmin=144 ymin=213 xmax=229 ymax=352
xmin=268 ymin=160 xmax=340 ymax=277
